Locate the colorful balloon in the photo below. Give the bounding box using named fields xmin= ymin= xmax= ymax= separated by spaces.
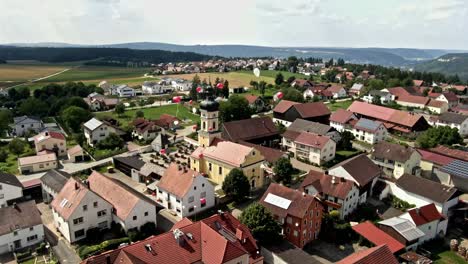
xmin=196 ymin=86 xmax=202 ymax=93
xmin=216 ymin=83 xmax=224 ymax=89
xmin=253 ymin=67 xmax=261 ymax=77
xmin=172 ymin=96 xmax=181 ymax=103
xmin=276 ymin=92 xmax=284 ymax=99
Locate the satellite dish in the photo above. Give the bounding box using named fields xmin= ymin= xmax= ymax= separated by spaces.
xmin=253 ymin=68 xmax=261 ymax=78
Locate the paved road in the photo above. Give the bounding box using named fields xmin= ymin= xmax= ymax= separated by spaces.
xmin=53 ymin=239 xmax=81 ymax=264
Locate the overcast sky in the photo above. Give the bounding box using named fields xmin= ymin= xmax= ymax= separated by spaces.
xmin=1 ymin=0 xmax=467 ymax=49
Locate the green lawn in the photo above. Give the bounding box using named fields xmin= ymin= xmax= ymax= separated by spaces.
xmin=43 ymin=66 xmax=151 ymax=82
xmin=96 ymin=104 xmax=200 ymax=127
xmin=434 ymin=251 xmax=467 ymax=264
xmin=336 ymin=149 xmax=361 ymax=157
xmin=0 ymin=143 xmax=35 ymax=174
xmin=326 ymin=100 xmax=353 ymax=111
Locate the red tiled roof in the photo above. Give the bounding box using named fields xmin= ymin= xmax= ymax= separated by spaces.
xmin=294 ymin=132 xmax=331 ymax=149
xmin=413 ymin=80 xmax=424 ymax=87
xmin=300 ymin=171 xmax=355 ymax=200
xmin=273 ymin=100 xmax=300 ymax=113
xmin=427 ymin=99 xmax=447 ymax=108
xmin=330 ymin=109 xmax=356 ymax=123
xmin=441 ymin=92 xmax=459 ymax=102
xmin=429 ymin=146 xmax=468 ymax=162
xmin=417 ymin=149 xmax=455 ymax=166
xmin=191 ymin=141 xmax=257 ymax=167
xmin=293 ymin=102 xmax=331 ymax=118
xmin=396 ymin=94 xmax=429 ymax=105
xmin=170 ymin=218 xmax=193 ymax=231
xmin=222 ymin=117 xmax=279 ymax=142
xmin=21 ymin=178 xmax=42 ymax=189
xmin=327 ymin=85 xmax=344 ymax=93
xmin=34 ymin=131 xmax=65 ymax=144
xmin=244 ymin=94 xmax=259 ymax=104
xmin=352 ymin=221 xmax=405 ymax=253
xmin=407 ymin=203 xmax=445 ymax=226
xmin=154 ymin=114 xmax=180 ymax=128
xmin=260 ymin=183 xmax=322 ymax=219
xmin=51 ymin=178 xmax=91 ymax=220
xmin=336 ymin=245 xmax=399 ymax=264
xmin=238 ymin=141 xmax=285 ymax=164
xmin=157 ymin=163 xmax=200 ymax=198
xmin=387 ymin=87 xmax=411 ymax=97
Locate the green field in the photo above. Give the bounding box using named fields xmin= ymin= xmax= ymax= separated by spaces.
xmin=237 ymin=69 xmax=312 ymax=80
xmin=326 ymin=99 xmax=353 ymax=111
xmin=0 ymin=143 xmax=35 ymax=175
xmin=43 ymin=66 xmax=151 ymax=82
xmin=96 ymin=104 xmax=200 ymax=127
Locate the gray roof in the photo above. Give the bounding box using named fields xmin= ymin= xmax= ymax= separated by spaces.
xmin=40 ymin=169 xmax=71 ymax=193
xmin=438 ymin=112 xmax=467 ymax=125
xmin=113 ymin=156 xmax=145 ymax=170
xmin=0 ymin=201 xmax=43 ymax=236
xmin=288 ymin=119 xmax=333 ymax=135
xmin=83 ymin=118 xmax=103 ymax=131
xmin=13 ymin=115 xmax=41 ymax=125
xmin=0 ymin=172 xmax=22 ymax=188
xmin=351 ymin=83 xmax=364 ymax=91
xmin=369 ymin=90 xmax=390 ymax=97
xmin=379 ymin=217 xmax=425 ymax=242
xmin=441 ymin=160 xmax=468 ymax=179
xmin=354 ymin=118 xmax=383 ymax=132
xmin=395 ymin=174 xmax=458 ymax=203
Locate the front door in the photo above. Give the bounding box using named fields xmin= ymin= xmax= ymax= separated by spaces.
xmin=251 ymin=179 xmax=256 ymax=189
xmin=13 ymin=240 xmax=21 ymax=249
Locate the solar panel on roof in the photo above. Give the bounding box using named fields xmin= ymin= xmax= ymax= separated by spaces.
xmin=264 ymin=193 xmax=292 ymax=209
xmin=441 ymin=160 xmax=468 ymax=178
xmin=355 ymin=118 xmax=380 ymax=131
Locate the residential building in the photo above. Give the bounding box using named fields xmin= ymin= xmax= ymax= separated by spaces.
xmin=329 ymin=109 xmax=357 ymax=133
xmin=328 ymin=154 xmax=381 ymax=204
xmin=115 ymin=85 xmax=136 ymax=97
xmin=435 ymin=112 xmax=468 ymax=136
xmin=259 ymin=183 xmax=323 ymax=248
xmin=171 ymin=79 xmax=192 ymax=91
xmin=67 ymin=145 xmax=86 ymax=163
xmin=244 ymin=94 xmax=265 ymax=112
xmin=427 ymin=99 xmax=448 ymax=114
xmin=435 ymin=92 xmax=459 ymax=108
xmin=113 ymin=156 xmax=146 ymax=181
xmin=363 ymin=90 xmax=394 ymax=104
xmin=0 ymin=201 xmax=44 ymax=254
xmin=291 ymin=79 xmax=314 ymax=89
xmin=371 ymin=141 xmax=421 ymax=178
xmin=0 ymin=172 xmax=23 ymax=208
xmin=417 ymin=148 xmax=455 ymax=179
xmin=287 ymin=118 xmax=341 ymax=143
xmin=273 ymin=100 xmax=331 ymax=127
xmin=221 ymin=117 xmax=280 ymax=147
xmin=33 ymin=131 xmax=67 ymax=157
xmin=132 ymin=118 xmax=162 ymax=141
xmin=88 ymin=171 xmax=157 ymax=232
xmin=156 ymin=163 xmax=215 ymax=218
xmin=11 ymin=116 xmax=44 ymax=137
xmin=440 ymin=160 xmax=468 ymax=192
xmin=282 ymin=131 xmax=335 ymax=166
xmin=347 ymin=101 xmax=430 ymax=133
xmin=141 ymin=81 xmax=173 ymax=94
xmin=301 ymin=171 xmax=359 ymax=219
xmin=83 ymin=118 xmax=125 ymax=147
xmin=191 ymin=141 xmax=266 ymax=189
xmin=377 ymin=217 xmax=425 ymax=251
xmin=40 ymin=169 xmax=70 ymax=204
xmin=326 ymin=84 xmax=347 ymax=98
xmin=336 ymin=245 xmax=399 ymax=264
xmin=18 ymin=152 xmax=58 ymax=174
xmin=83 ymin=94 xmax=119 ymax=111
xmin=154 ymin=114 xmax=180 ymax=131
xmin=352 ymin=221 xmax=405 ymax=254
xmin=349 ymin=83 xmax=364 ymax=96
xmin=303 ymin=86 xmax=333 ymax=100
xmin=400 ymin=203 xmax=448 ymax=243
xmin=81 ymin=212 xmax=263 ymax=264
xmin=151 ymin=133 xmax=170 ymax=152
xmin=351 ymin=118 xmax=388 ymax=144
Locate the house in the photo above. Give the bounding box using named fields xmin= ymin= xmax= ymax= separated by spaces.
xmin=113 ymin=156 xmax=146 ymax=181
xmin=273 ymin=100 xmax=331 ymax=127
xmin=427 ymin=99 xmax=449 ymax=114
xmin=33 ymin=131 xmax=67 ymax=157
xmin=371 ymin=141 xmax=421 ymax=178
xmin=328 ymin=154 xmax=381 ymax=204
xmin=171 ymin=79 xmax=192 ymax=91
xmin=153 ymin=114 xmax=180 ymax=130
xmin=83 ymin=94 xmax=119 ymax=111
xmin=352 ymin=221 xmax=405 ymax=253
xmin=287 ymin=118 xmax=341 ymax=142
xmin=347 ymin=101 xmax=430 ymax=133
xmin=282 ymin=131 xmax=335 ymax=166
xmin=384 ymin=173 xmax=459 ymax=215
xmin=67 ymin=145 xmax=86 ymax=163
xmin=88 ymin=171 xmax=157 ymax=232
xmin=363 ymin=90 xmax=393 ymax=104
xmin=436 ymin=92 xmax=459 ymax=108
xmin=11 ymin=116 xmax=44 ymax=136
xmin=190 ymin=141 xmax=266 ymax=189
xmin=400 ymin=203 xmax=448 ymax=243
xmin=151 ymin=133 xmax=170 ymax=152
xmin=156 ymin=163 xmax=215 ymax=218
xmin=452 ymin=104 xmax=468 ymax=115
xmin=0 ymin=201 xmax=44 ymax=254
xmin=51 ymin=178 xmax=114 ymax=243
xmin=326 ymin=84 xmax=347 ymax=98
xmin=18 ymin=152 xmax=58 ymax=174
xmin=291 ymin=79 xmax=314 ymax=89
xmin=0 ymin=172 xmax=23 ymax=208
xmin=244 ymin=94 xmax=265 ymax=112
xmin=115 ymin=85 xmax=136 ymax=97
xmin=237 ymin=140 xmax=286 ymax=166
xmin=417 ymin=148 xmax=455 ymax=179
xmin=336 ymin=245 xmax=399 ymax=264
xmin=329 ymin=109 xmax=357 ymax=133
xmin=81 ymin=212 xmax=263 ymax=264
xmin=221 ymin=117 xmax=280 ymax=147
xmin=142 ymin=81 xmax=173 ymax=94
xmin=132 ymin=118 xmax=162 ymax=141
xmin=300 ymin=171 xmax=359 ymax=219
xmin=435 ymin=112 xmax=468 ymax=136
xmin=413 ymin=80 xmax=424 ymax=87
xmin=259 ymin=183 xmax=323 ymax=248
xmin=83 ymin=118 xmax=125 ymax=147
xmin=440 ymin=160 xmax=468 ymax=192
xmin=351 ymin=118 xmax=388 ymax=144
xmin=349 ymin=83 xmax=364 ymax=96
xmin=377 ymin=217 xmax=425 ymax=251
xmin=303 ymin=86 xmax=333 ymax=100
xmin=395 ymin=94 xmax=429 ymax=109
xmin=40 ymin=169 xmax=70 ymax=204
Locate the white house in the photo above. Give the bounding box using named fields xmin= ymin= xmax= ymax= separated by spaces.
xmin=349 ymin=83 xmax=364 ymax=97
xmin=83 ymin=118 xmax=124 ymax=147
xmin=435 ymin=112 xmax=468 ymax=137
xmin=282 ymin=131 xmax=335 ymax=166
xmin=378 ymin=217 xmax=425 ymax=251
xmin=435 ymin=92 xmax=459 ymax=109
xmin=88 ymin=171 xmax=157 ymax=231
xmin=371 ymin=141 xmax=421 ymax=179
xmin=33 ymin=131 xmax=67 ymax=157
xmin=18 ymin=152 xmax=58 ymax=174
xmin=400 ymin=203 xmax=448 ymax=244
xmin=12 ymin=116 xmax=44 ymax=137
xmin=156 ymin=163 xmax=215 ymax=219
xmin=142 ymin=81 xmax=173 ymax=94
xmin=301 ymin=171 xmax=360 ymax=219
xmin=0 ymin=201 xmax=44 ymax=254
xmin=40 ymin=169 xmax=70 ymax=204
xmin=351 ymin=118 xmax=387 ymax=144
xmin=328 ymin=154 xmax=381 ymax=204
xmin=362 ymin=90 xmax=394 ymax=104
xmin=329 ymin=109 xmax=357 ymax=133
xmin=171 ymin=79 xmax=192 ymax=91
xmin=0 ymin=172 xmax=23 ymax=208
xmin=326 ymin=85 xmax=347 ymax=98
xmin=115 ymin=85 xmax=136 ymax=97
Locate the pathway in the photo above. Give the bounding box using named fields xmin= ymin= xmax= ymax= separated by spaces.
xmin=291 ymin=158 xmax=323 ymax=173
xmin=6 ymin=68 xmax=71 ymax=89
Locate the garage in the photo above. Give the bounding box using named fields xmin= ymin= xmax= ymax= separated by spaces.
xmin=0 ymin=243 xmax=9 ymax=254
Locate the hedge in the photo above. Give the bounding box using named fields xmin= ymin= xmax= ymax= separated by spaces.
xmin=78 ymin=237 xmax=130 ymax=259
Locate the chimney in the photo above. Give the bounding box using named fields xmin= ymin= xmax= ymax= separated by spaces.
xmin=173 ymin=229 xmax=185 ymax=246
xmin=13 ymin=202 xmax=20 ymax=211
xmin=75 ymin=182 xmax=79 ymax=190
xmin=105 ymin=255 xmax=111 ymax=264
xmin=235 ymin=228 xmax=244 ymax=241
xmin=144 ymin=244 xmax=153 ymax=252
xmin=45 ymin=131 xmax=49 ymax=136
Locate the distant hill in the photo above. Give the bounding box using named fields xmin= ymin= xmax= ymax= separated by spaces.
xmin=415 ymin=53 xmax=468 ymax=81
xmin=0 ymin=46 xmax=214 ymax=64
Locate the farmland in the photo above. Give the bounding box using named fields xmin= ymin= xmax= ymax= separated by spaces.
xmin=43 ymin=66 xmax=151 ymax=82
xmin=0 ymin=64 xmax=68 ymax=81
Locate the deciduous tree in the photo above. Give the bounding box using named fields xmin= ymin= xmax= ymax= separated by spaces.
xmin=239 ymin=203 xmax=282 ymax=244
xmin=273 ymin=157 xmax=293 ymax=184
xmin=8 ymin=138 xmax=26 ymax=157
xmin=222 ymin=168 xmax=250 ymax=202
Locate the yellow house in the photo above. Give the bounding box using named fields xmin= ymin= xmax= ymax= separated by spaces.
xmin=190 ymin=141 xmax=266 ymax=189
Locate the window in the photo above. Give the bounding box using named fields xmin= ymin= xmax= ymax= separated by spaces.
xmin=133 ymin=216 xmax=137 ymax=221
xmin=200 ymin=192 xmax=206 ymax=198
xmin=27 ymin=235 xmax=38 ymax=242
xmin=428 ymin=226 xmax=431 ymax=230
xmin=75 ymin=229 xmax=85 ymax=238
xmin=144 ymin=212 xmax=148 ymax=216
xmin=252 ymin=168 xmax=255 ymax=173
xmin=0 ymin=184 xmax=3 ymax=190
xmin=39 ymin=164 xmax=44 ymax=168
xmin=293 ymin=231 xmax=298 ymax=237
xmin=286 ymin=217 xmax=292 ymax=224
xmin=93 ymin=202 xmax=98 ymax=208
xmin=188 ymin=207 xmax=194 ymax=213
xmin=219 ymin=167 xmax=222 ymax=175
xmin=0 ymin=194 xmax=4 ymax=199
xmin=304 ymin=219 xmax=307 ymax=225
xmin=29 ymin=227 xmax=34 ymax=231
xmin=158 ymin=190 xmax=162 ymax=194
xmin=73 ymin=217 xmax=84 ymax=225
xmin=13 ymin=231 xmax=18 ymax=236
xmin=252 ymin=151 xmax=255 ymax=156
xmin=316 ymin=212 xmax=319 ymax=217
xmin=202 ymin=183 xmax=205 ymax=187
xmin=83 ymin=205 xmax=88 ymax=211
xmin=286 ymin=227 xmax=290 ymax=233
xmin=176 ymin=199 xmax=180 ymax=203
xmin=194 ymin=186 xmax=197 ymax=190
xmin=208 ymin=163 xmax=212 ymax=171
xmin=97 ymin=210 xmax=107 ymax=217
xmin=188 ymin=196 xmax=194 ymax=203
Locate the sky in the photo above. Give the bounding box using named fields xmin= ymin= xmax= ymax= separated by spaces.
xmin=1 ymin=0 xmax=467 ymax=49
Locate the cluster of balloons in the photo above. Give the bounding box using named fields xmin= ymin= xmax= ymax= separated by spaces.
xmin=172 ymin=96 xmax=182 ymax=103
xmin=274 ymin=91 xmax=284 ymax=101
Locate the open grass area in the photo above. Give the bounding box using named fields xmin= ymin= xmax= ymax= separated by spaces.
xmin=433 ymin=250 xmax=467 ymax=264
xmin=237 ymin=69 xmax=310 ymax=80
xmin=43 ymin=66 xmax=151 ymax=82
xmin=0 ymin=143 xmax=35 ymax=175
xmin=96 ymin=104 xmax=200 ymax=127
xmin=0 ymin=64 xmax=68 ymax=82
xmin=164 ymin=71 xmax=275 ymax=87
xmin=326 ymin=99 xmax=353 ymax=111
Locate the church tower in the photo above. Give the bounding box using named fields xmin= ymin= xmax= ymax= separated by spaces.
xmin=198 ymin=93 xmax=221 ymax=147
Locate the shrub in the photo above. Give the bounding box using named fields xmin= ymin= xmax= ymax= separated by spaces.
xmin=78 ymin=237 xmax=130 ymax=259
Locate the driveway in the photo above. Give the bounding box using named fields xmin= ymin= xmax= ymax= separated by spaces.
xmin=0 ymin=253 xmax=16 ymax=264
xmin=304 ymin=240 xmax=367 ymax=263
xmin=53 ymin=239 xmax=82 ymax=264
xmin=291 ymin=158 xmax=323 ymax=173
